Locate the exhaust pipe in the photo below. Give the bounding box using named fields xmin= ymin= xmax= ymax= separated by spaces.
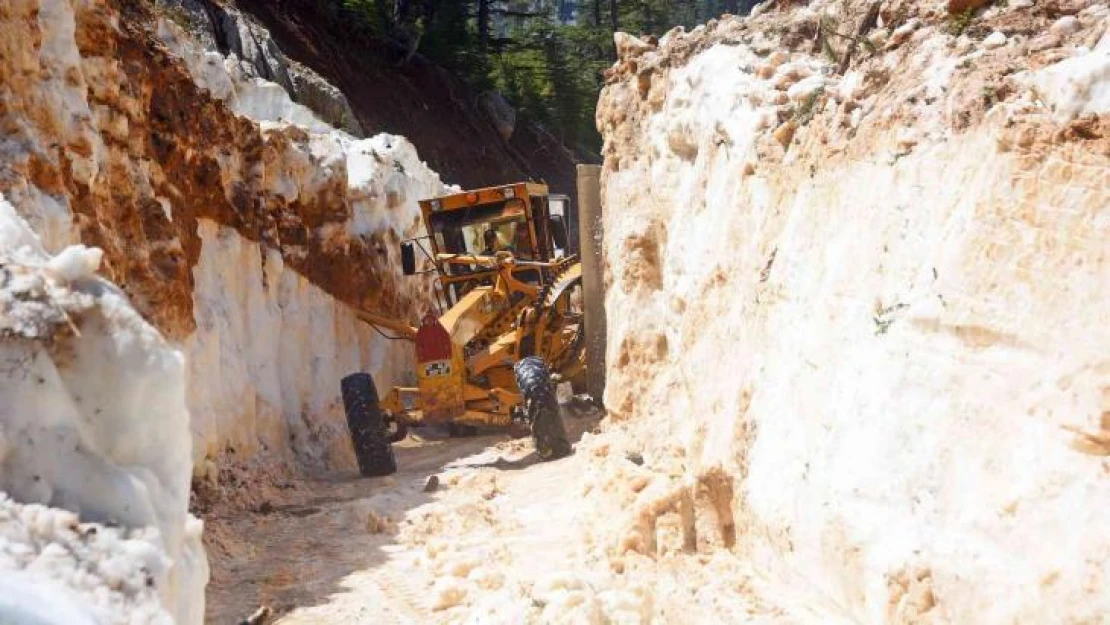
xmin=576 ymin=164 xmax=606 ymax=406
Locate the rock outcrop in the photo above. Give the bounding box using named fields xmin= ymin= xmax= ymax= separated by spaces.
xmin=479 ymin=90 xmax=518 ymax=142
xmin=155 ymin=0 xmax=365 ymax=136
xmin=233 ymin=0 xmax=587 ymax=194
xmin=593 ymin=1 xmax=1110 ymax=621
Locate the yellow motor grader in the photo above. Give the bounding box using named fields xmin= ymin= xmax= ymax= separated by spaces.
xmin=341 ymin=182 xmax=586 ymax=476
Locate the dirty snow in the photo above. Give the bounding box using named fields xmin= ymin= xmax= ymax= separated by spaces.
xmin=1021 ymin=28 xmax=1110 ymax=121
xmin=595 ymin=2 xmax=1110 ymax=622
xmin=0 ymin=196 xmax=207 ymax=623
xmin=0 ymin=495 xmax=175 ymax=624
xmin=186 ymin=219 xmax=416 ymax=470
xmin=5 ymin=0 xmax=1110 ymax=623
xmin=152 ymin=12 xmax=453 ymax=476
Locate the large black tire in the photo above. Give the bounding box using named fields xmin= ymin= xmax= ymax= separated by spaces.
xmin=340 ymin=373 xmax=398 ymax=477
xmin=513 ymin=356 xmax=572 ymax=461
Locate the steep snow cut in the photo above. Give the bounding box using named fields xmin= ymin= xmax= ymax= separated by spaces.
xmin=162 ymin=16 xmax=450 ymax=474
xmin=0 ymin=196 xmax=206 ymax=623
xmin=187 ymin=218 xmax=415 ymax=471
xmin=594 ymin=1 xmax=1110 ymax=622
xmin=163 ymin=11 xmax=449 ymax=477
xmin=1 ymin=0 xmax=451 ymax=489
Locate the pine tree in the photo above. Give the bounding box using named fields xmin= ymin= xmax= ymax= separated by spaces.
xmin=329 ymin=0 xmax=756 ymax=152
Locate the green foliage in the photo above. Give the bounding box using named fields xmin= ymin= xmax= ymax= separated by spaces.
xmin=336 ymin=0 xmax=389 ymax=38
xmin=487 ymin=22 xmax=611 ymax=149
xmin=323 ymin=1 xmax=755 ymax=153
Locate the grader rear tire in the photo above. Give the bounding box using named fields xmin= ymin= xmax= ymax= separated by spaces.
xmin=513 ymin=356 xmax=572 ymax=461
xmin=340 ymin=373 xmax=398 ymax=477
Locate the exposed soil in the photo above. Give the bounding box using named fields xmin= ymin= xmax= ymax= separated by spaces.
xmin=2 ymin=0 xmax=432 ymax=340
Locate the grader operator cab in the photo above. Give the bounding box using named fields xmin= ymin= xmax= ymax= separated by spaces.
xmin=341 ymin=182 xmax=586 ymax=476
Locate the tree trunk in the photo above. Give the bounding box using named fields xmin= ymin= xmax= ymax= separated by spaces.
xmin=375 ymin=0 xmax=392 ymax=31
xmin=594 ymin=0 xmax=602 ymax=26
xmin=422 ymin=0 xmax=439 ymax=26
xmin=478 ymin=0 xmax=490 ymax=47
xmin=608 ymin=0 xmax=618 ymax=31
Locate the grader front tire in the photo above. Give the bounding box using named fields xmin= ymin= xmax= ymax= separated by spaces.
xmin=340 ymin=373 xmax=398 ymax=477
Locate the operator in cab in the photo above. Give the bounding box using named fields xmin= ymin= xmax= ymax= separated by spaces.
xmin=481 ymin=229 xmax=503 ymax=256
xmin=512 ymin=224 xmax=534 ymax=260
xmin=472 ymin=229 xmax=504 ymax=288
xmin=511 ymin=223 xmax=541 ymax=284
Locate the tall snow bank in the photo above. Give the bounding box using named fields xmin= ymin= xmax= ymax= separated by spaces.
xmin=594 ymin=2 xmax=1110 ymax=621
xmin=0 ymin=0 xmax=449 ymax=482
xmin=0 ymin=196 xmax=206 ymax=623
xmin=166 ymin=18 xmax=450 ymax=474
xmin=187 ymin=218 xmax=415 ymax=470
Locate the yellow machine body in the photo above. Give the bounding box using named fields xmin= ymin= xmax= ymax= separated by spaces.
xmin=371 ymin=182 xmax=585 ymax=430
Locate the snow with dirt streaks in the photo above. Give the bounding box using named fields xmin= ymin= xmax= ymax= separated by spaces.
xmin=1022 ymin=25 xmax=1110 ymax=121
xmin=0 ymin=196 xmax=206 ymax=624
xmin=187 ymin=219 xmax=416 ymax=471
xmin=161 ymin=12 xmax=451 ymax=475
xmin=595 ymin=2 xmax=1110 ymax=622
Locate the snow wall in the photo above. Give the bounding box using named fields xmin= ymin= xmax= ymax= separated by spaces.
xmin=593 ymin=1 xmax=1110 ymax=622
xmin=0 ymin=196 xmax=205 ymax=623
xmin=1 ymin=0 xmax=449 ymax=621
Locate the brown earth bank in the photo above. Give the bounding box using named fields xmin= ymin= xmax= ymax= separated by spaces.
xmin=0 ymin=0 xmax=433 ymax=341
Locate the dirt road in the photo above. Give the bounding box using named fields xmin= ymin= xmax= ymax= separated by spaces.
xmin=203 ymin=404 xmax=788 ymax=624
xmin=204 ymin=412 xmax=602 ymax=624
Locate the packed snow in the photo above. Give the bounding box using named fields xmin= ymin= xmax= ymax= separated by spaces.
xmin=0 ymin=495 xmax=176 ymax=625
xmin=151 ymin=11 xmax=453 ymax=477
xmin=186 ymin=219 xmax=417 ymax=470
xmin=594 ymin=3 xmax=1110 ymax=621
xmin=0 ymin=196 xmax=207 ymax=623
xmin=1021 ymin=25 xmax=1110 ymax=122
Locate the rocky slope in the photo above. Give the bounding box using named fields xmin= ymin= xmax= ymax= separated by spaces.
xmin=232 ymin=0 xmax=585 ymax=196
xmin=591 ymin=0 xmax=1110 ymax=621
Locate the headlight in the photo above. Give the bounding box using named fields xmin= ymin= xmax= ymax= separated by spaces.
xmin=502 ymin=186 xmax=515 ymax=198
xmin=430 ymin=199 xmax=442 ymax=211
